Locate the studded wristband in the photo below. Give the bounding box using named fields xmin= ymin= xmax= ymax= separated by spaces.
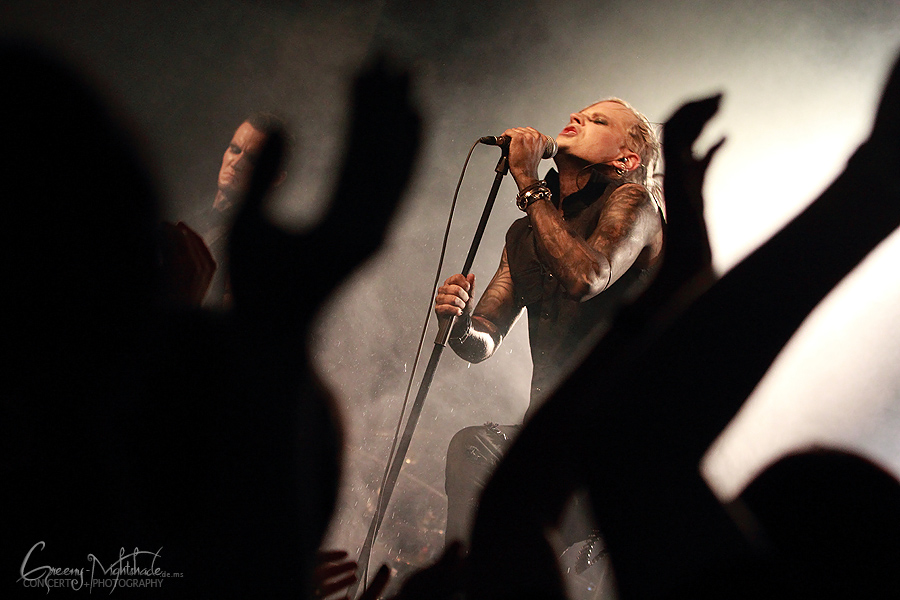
xmin=516 ymin=184 xmax=552 ymax=211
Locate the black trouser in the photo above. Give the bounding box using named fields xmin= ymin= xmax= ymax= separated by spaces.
xmin=444 ymin=423 xmax=520 ymax=543
xmin=445 ymin=422 xmax=598 ymax=549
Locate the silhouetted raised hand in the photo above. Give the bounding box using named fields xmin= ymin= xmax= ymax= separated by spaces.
xmin=654 ymin=94 xmax=724 ymax=297
xmin=228 ymin=56 xmax=421 ymax=337
xmin=574 ymin=51 xmax=900 ymax=598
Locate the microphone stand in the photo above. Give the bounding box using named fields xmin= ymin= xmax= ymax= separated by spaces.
xmin=352 ymin=147 xmax=510 ymax=598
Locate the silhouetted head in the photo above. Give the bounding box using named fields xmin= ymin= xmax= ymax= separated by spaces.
xmin=739 ymin=448 xmax=900 ymax=596
xmin=4 ymin=39 xmax=165 ymax=575
xmin=4 ymin=40 xmax=160 ymax=362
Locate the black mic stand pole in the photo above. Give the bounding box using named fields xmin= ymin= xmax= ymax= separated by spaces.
xmin=352 ymin=148 xmax=510 ymax=598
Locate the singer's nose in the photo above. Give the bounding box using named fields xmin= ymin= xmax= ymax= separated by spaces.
xmin=570 ymin=112 xmax=583 ymax=124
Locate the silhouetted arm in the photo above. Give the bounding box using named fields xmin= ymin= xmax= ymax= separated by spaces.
xmin=572 ymin=56 xmax=900 ymax=598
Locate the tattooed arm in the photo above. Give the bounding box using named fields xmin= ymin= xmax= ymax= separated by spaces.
xmin=526 ymin=182 xmax=664 ymax=301
xmin=434 ymin=247 xmax=523 ymax=363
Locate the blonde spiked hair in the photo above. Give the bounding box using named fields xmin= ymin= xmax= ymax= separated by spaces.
xmin=600 ymin=97 xmax=660 ymax=194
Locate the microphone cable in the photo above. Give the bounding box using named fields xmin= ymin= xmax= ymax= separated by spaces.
xmin=357 ymin=136 xmax=484 ymax=589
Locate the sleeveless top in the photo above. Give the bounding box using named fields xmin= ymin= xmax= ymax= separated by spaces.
xmin=505 ymin=170 xmax=657 ymax=418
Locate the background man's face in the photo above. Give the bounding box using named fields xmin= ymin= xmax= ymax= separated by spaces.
xmin=215 ymin=121 xmax=267 ymax=210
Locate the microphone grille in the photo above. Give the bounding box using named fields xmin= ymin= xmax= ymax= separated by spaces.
xmin=544 ymin=136 xmax=558 ymax=159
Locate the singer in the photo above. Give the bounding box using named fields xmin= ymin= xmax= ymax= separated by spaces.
xmin=435 ymin=99 xmax=665 ymax=542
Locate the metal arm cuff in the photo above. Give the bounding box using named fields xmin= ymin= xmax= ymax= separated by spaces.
xmin=450 ymin=313 xmax=472 ymax=345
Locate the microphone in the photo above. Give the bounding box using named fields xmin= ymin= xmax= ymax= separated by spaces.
xmin=478 ymin=134 xmax=558 ymax=159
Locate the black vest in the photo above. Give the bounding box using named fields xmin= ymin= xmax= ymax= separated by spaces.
xmin=505 ymin=170 xmax=655 ymax=418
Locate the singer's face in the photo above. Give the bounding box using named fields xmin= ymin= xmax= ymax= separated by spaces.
xmin=216 ymin=121 xmax=268 ymax=202
xmin=555 ymin=101 xmax=634 ymax=166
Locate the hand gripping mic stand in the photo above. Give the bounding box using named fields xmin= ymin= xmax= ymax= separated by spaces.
xmin=352 ymin=146 xmax=510 ymax=598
